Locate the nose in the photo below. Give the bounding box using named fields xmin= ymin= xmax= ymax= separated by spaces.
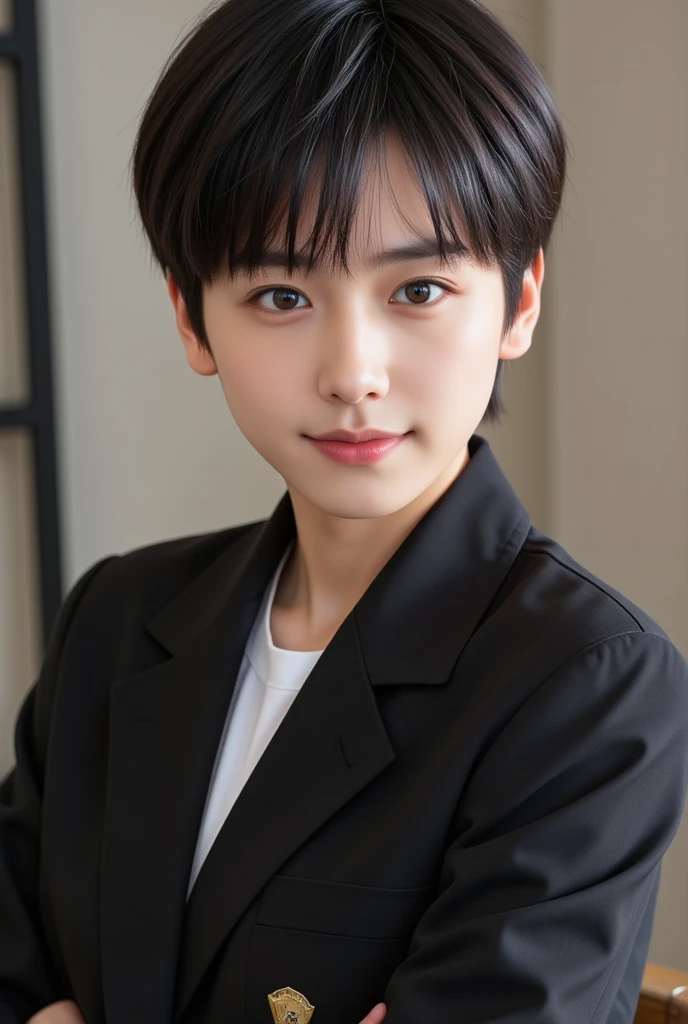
xmin=316 ymin=310 xmax=391 ymax=405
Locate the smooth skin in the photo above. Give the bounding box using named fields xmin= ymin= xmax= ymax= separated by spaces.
xmin=30 ymin=134 xmax=543 ymax=1024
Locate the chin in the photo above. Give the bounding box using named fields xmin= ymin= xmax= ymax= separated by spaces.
xmin=296 ymin=481 xmax=421 ymax=521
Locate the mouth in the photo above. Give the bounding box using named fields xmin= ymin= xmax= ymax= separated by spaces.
xmin=305 ymin=429 xmax=409 ymax=444
xmin=303 ymin=431 xmax=412 ymax=466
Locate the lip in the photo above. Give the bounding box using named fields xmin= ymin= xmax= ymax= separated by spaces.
xmin=304 ymin=432 xmax=411 ymax=466
xmin=307 ymin=428 xmax=406 ymax=443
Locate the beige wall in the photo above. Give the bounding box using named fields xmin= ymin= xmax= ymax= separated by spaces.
xmin=544 ymin=0 xmax=688 ymax=971
xmin=0 ymin=0 xmax=686 ymax=969
xmin=484 ymin=0 xmax=688 ymax=969
xmin=480 ymin=0 xmax=552 ymax=535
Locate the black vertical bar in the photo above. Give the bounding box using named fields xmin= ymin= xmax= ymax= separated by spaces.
xmin=10 ymin=0 xmax=64 ymax=647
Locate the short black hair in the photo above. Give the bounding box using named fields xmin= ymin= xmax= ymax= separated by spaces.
xmin=131 ymin=0 xmax=567 ymax=425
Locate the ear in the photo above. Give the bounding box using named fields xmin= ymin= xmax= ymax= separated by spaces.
xmin=166 ymin=271 xmax=218 ymax=377
xmin=499 ymin=247 xmax=545 ymax=362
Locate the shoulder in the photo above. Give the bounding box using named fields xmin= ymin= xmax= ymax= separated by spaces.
xmin=503 ymin=523 xmax=676 ymax=642
xmin=57 ymin=519 xmax=262 ymax=648
xmin=479 ymin=523 xmax=688 ymax=701
xmin=464 ymin=526 xmax=688 ymax=777
xmin=109 ymin=519 xmax=258 ymax=589
xmin=524 ymin=525 xmax=668 ymax=636
xmin=32 ymin=521 xmax=265 ymax=746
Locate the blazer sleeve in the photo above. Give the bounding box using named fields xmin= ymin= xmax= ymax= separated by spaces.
xmin=0 ymin=555 xmax=117 ymax=1024
xmin=382 ymin=630 xmax=688 ymax=1024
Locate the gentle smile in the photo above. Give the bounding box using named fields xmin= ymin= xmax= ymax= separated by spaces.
xmin=303 ymin=432 xmax=412 ymax=465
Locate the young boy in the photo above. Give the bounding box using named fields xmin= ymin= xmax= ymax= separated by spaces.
xmin=2 ymin=0 xmax=688 ymax=1022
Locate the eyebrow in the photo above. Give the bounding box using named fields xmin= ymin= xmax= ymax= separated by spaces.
xmin=250 ymin=237 xmax=475 ymax=272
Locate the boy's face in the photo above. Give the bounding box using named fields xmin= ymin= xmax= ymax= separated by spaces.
xmin=168 ymin=135 xmax=543 ymax=521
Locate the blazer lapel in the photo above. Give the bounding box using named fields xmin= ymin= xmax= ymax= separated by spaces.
xmin=173 ymin=609 xmax=396 ymax=1020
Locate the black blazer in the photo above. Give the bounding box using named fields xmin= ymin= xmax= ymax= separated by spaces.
xmin=2 ymin=433 xmax=688 ymax=1024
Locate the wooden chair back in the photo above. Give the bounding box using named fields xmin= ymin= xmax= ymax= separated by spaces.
xmin=634 ymin=962 xmax=688 ymax=1023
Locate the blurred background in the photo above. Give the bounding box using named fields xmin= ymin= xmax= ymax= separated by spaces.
xmin=1 ymin=0 xmax=686 ymax=970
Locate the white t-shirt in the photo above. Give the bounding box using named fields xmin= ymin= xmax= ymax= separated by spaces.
xmin=187 ymin=540 xmax=324 ymax=895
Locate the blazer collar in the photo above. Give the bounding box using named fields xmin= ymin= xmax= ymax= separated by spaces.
xmin=147 ymin=432 xmax=532 ymax=684
xmin=99 ymin=433 xmax=532 ymax=1024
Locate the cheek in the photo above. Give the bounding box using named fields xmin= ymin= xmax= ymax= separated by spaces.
xmin=213 ymin=346 xmax=297 ymax=447
xmin=405 ymin=324 xmax=500 ymax=404
xmin=398 ymin=297 xmax=503 ymax=430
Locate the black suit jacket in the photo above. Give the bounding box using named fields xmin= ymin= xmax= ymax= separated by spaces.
xmin=2 ymin=433 xmax=688 ymax=1024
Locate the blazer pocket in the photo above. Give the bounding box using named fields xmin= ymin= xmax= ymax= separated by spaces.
xmin=247 ymin=876 xmax=437 ymax=1022
xmin=255 ymin=872 xmax=437 ymax=940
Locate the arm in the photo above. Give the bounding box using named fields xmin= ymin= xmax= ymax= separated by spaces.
xmin=0 ymin=557 xmax=117 ymax=1024
xmin=381 ymin=631 xmax=688 ymax=1024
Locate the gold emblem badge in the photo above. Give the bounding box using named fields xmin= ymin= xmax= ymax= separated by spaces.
xmin=267 ymin=986 xmax=315 ymax=1023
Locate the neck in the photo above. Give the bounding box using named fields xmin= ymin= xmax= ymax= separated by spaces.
xmin=274 ymin=445 xmax=471 ymax=637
